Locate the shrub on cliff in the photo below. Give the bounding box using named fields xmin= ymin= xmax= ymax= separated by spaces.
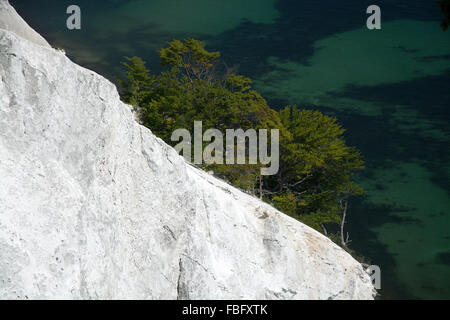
xmin=119 ymin=39 xmax=364 ymax=247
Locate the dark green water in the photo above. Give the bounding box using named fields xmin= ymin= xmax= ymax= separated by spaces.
xmin=11 ymin=0 xmax=450 ymax=299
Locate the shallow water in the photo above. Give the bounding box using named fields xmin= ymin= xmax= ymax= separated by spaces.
xmin=11 ymin=0 xmax=450 ymax=299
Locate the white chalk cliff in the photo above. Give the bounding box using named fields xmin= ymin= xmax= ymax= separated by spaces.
xmin=0 ymin=0 xmax=374 ymax=299
xmin=0 ymin=1 xmax=50 ymax=48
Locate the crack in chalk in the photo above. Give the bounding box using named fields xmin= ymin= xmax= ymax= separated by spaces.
xmin=201 ymin=192 xmax=212 ymax=239
xmin=180 ymin=253 xmax=209 ymax=273
xmin=139 ymin=129 xmax=156 ymax=170
xmin=160 ymin=271 xmax=175 ymax=286
xmin=327 ymin=290 xmax=345 ymax=300
xmin=176 ymin=258 xmax=186 ymax=300
xmin=163 ymin=225 xmax=177 ymax=240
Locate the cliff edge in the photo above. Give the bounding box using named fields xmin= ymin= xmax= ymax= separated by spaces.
xmin=0 ymin=0 xmax=375 ymax=299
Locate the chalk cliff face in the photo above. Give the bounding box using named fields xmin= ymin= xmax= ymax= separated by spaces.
xmin=0 ymin=0 xmax=50 ymax=48
xmin=0 ymin=0 xmax=374 ymax=299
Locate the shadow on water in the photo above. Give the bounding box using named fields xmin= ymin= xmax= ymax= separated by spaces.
xmin=347 ymin=197 xmax=419 ymax=299
xmin=213 ymin=0 xmax=443 ymax=79
xmin=333 ymin=73 xmax=450 ymax=194
xmin=265 ymin=72 xmax=450 ymax=299
xmin=12 ymin=0 xmax=444 ymax=82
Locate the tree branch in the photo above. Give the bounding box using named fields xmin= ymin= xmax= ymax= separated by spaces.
xmin=340 ymin=199 xmax=349 ymax=247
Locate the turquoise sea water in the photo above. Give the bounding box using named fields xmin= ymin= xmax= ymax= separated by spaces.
xmin=11 ymin=0 xmax=450 ymax=299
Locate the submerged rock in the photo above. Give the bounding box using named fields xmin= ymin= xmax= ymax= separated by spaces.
xmin=0 ymin=0 xmax=374 ymax=299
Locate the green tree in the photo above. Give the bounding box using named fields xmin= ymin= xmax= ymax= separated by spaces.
xmin=120 ymin=39 xmax=282 ymax=191
xmin=270 ymin=107 xmax=364 ymax=245
xmin=159 ymin=38 xmax=221 ymax=83
xmin=118 ymin=56 xmax=154 ymax=109
xmin=119 ymin=39 xmax=365 ymax=248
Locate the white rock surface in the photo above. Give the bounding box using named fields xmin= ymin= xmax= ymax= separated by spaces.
xmin=0 ymin=0 xmax=50 ymax=48
xmin=0 ymin=1 xmax=375 ymax=300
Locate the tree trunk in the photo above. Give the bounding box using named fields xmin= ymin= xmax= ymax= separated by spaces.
xmin=340 ymin=200 xmax=348 ymax=247
xmin=259 ymin=175 xmax=263 ymax=200
xmin=321 ymin=224 xmax=328 ymax=236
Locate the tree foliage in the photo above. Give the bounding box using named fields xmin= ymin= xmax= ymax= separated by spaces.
xmin=270 ymin=107 xmax=364 ymax=232
xmin=119 ymin=39 xmax=364 ymax=246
